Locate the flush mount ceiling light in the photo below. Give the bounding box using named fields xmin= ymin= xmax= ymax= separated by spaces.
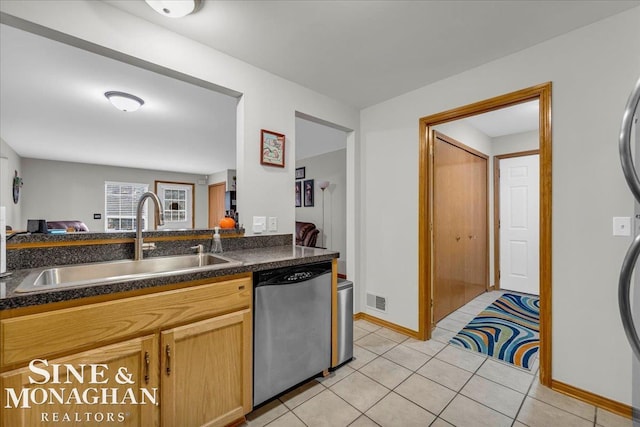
xmin=104 ymin=91 xmax=145 ymax=112
xmin=144 ymin=0 xmax=202 ymax=18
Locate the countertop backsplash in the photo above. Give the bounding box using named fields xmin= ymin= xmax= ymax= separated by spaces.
xmin=6 ymin=230 xmax=291 ymax=270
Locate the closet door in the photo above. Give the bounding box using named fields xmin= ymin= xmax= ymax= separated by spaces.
xmin=433 ymin=136 xmax=466 ymax=322
xmin=464 ymin=153 xmax=488 ymax=302
xmin=433 ymin=132 xmax=488 ymax=323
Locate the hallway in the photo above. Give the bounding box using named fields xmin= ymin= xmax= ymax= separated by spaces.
xmin=243 ymin=291 xmax=630 ymax=427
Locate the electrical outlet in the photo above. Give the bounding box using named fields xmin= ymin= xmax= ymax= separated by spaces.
xmin=613 ymin=217 xmax=631 ymax=236
xmin=268 ymin=217 xmax=277 ymax=232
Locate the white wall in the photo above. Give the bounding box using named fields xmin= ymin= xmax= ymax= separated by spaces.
xmin=296 ymin=118 xmax=348 ymax=160
xmin=20 ymin=158 xmax=209 ymax=231
xmin=208 ymin=170 xmax=227 ymax=186
xmin=493 ymin=130 xmax=539 ymax=155
xmin=208 ymin=169 xmax=236 ymax=192
xmin=434 ymin=121 xmax=493 ymax=155
xmin=0 ymin=0 xmax=360 ymax=293
xmin=296 ymin=149 xmax=347 ymax=274
xmin=360 ymin=7 xmax=640 ymax=405
xmin=0 ymin=138 xmax=22 ymax=228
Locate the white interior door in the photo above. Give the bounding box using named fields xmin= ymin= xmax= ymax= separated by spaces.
xmin=156 ymin=182 xmax=193 ymax=230
xmin=500 ymin=154 xmax=539 ymax=295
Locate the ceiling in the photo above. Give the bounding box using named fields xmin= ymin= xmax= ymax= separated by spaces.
xmin=464 ymin=100 xmax=539 ymax=138
xmin=2 ymin=1 xmax=637 ymax=171
xmin=104 ymin=0 xmax=639 ymax=109
xmin=0 ymin=23 xmax=237 ymax=175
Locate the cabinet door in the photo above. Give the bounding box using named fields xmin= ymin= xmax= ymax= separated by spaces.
xmin=161 ymin=309 xmax=252 ymax=427
xmin=1 ymin=335 xmax=159 ymax=427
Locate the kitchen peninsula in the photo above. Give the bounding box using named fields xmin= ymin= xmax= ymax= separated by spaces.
xmin=0 ymin=231 xmax=338 ymax=427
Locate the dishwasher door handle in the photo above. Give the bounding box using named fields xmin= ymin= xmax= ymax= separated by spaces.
xmin=256 ymin=265 xmax=332 ymax=287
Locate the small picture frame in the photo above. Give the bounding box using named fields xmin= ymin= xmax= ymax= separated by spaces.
xmin=261 ymin=129 xmax=286 ymax=167
xmin=295 ymin=181 xmax=302 ymax=207
xmin=303 ymin=179 xmax=314 ymax=207
xmin=295 ymin=167 xmax=306 ymax=180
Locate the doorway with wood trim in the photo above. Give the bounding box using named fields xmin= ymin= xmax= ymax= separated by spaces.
xmin=494 ymin=150 xmax=540 ymax=296
xmin=418 ymin=82 xmax=552 ymax=386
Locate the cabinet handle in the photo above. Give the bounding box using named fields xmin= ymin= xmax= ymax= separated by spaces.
xmin=165 ymin=345 xmax=171 ymax=376
xmin=144 ymin=351 xmax=150 ymax=384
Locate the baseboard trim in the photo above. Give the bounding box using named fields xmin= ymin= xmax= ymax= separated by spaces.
xmin=352 ymin=315 xmax=634 ymax=419
xmin=551 ymin=379 xmax=633 ymax=419
xmin=353 ymin=312 xmax=421 ymax=340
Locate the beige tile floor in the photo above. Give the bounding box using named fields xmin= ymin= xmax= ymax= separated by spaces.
xmin=243 ymin=291 xmax=634 ymax=427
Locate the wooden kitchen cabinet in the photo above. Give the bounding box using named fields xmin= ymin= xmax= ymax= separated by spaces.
xmin=0 ymin=274 xmax=253 ymax=427
xmin=1 ymin=335 xmax=159 ymax=427
xmin=161 ymin=309 xmax=252 ymax=427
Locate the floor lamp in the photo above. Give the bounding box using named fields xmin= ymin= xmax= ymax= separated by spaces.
xmin=318 ymin=180 xmax=330 ymax=248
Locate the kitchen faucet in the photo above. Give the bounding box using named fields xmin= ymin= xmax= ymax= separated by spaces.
xmin=135 ymin=192 xmax=164 ymax=261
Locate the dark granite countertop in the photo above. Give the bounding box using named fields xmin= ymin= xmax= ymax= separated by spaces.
xmin=0 ymin=245 xmax=338 ymax=311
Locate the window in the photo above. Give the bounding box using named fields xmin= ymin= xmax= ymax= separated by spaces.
xmin=105 ymin=181 xmax=148 ymax=232
xmin=162 ymin=188 xmax=187 ymax=222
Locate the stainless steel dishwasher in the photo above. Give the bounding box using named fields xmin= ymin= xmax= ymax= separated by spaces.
xmin=253 ymin=261 xmax=332 ymax=407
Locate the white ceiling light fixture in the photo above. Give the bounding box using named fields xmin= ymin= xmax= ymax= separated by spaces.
xmin=144 ymin=0 xmax=202 ymax=18
xmin=104 ymin=91 xmax=145 ymax=112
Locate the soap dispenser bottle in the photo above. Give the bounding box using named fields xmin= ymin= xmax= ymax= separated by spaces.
xmin=212 ymin=227 xmax=223 ymax=253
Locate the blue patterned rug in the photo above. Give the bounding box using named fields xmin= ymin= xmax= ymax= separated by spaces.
xmin=449 ymin=293 xmax=540 ymax=370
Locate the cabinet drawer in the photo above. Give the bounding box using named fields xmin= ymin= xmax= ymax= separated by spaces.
xmin=1 ymin=276 xmax=251 ymax=369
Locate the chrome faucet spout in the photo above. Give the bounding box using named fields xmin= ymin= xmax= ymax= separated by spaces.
xmin=135 ymin=192 xmax=164 ymax=261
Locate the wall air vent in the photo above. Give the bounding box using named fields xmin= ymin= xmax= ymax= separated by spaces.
xmin=366 ymin=292 xmax=387 ymax=313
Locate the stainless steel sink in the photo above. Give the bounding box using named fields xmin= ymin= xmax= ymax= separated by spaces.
xmin=14 ymin=254 xmax=243 ymax=294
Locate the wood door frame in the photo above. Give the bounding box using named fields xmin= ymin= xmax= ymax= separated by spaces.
xmin=208 ymin=182 xmax=226 ymax=228
xmin=433 ymin=131 xmax=491 ymax=321
xmin=493 ymin=149 xmax=540 ymax=290
xmin=154 ymin=180 xmax=196 ymax=229
xmin=418 ymin=82 xmax=552 ymax=386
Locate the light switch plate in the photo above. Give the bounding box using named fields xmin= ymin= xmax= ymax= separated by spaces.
xmin=613 ymin=217 xmax=631 ymax=236
xmin=253 ymin=216 xmax=266 ymax=234
xmin=268 ymin=217 xmax=277 ymax=232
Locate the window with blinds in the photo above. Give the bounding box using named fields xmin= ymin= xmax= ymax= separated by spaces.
xmin=105 ymin=181 xmax=148 ymax=232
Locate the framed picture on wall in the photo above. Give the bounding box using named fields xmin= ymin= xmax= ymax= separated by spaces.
xmin=260 ymin=129 xmax=286 ymax=167
xmin=303 ymin=179 xmax=314 ymax=207
xmin=295 ymin=167 xmax=305 ymax=180
xmin=295 ymin=181 xmax=302 ymax=207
